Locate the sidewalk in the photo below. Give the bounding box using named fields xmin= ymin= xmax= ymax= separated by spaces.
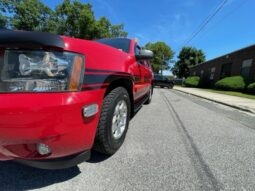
xmin=173 ymin=86 xmax=255 ymax=114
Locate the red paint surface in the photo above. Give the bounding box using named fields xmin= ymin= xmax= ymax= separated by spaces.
xmin=0 ymin=35 xmax=152 ymax=161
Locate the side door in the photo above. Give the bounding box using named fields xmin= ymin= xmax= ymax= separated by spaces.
xmin=134 ymin=44 xmax=150 ymax=98
xmin=138 ymin=60 xmax=150 ymax=94
xmin=143 ymin=60 xmax=153 ymax=93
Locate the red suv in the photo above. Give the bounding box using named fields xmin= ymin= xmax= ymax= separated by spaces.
xmin=0 ymin=30 xmax=154 ymax=169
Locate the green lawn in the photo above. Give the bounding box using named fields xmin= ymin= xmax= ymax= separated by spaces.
xmin=203 ymin=89 xmax=255 ymax=100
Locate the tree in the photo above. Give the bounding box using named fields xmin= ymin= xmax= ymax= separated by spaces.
xmin=0 ymin=0 xmax=128 ymax=39
xmin=55 ymin=0 xmax=96 ymax=39
xmin=0 ymin=15 xmax=7 ymax=28
xmin=94 ymin=17 xmax=127 ymax=39
xmin=110 ymin=24 xmax=128 ymax=38
xmin=0 ymin=0 xmax=11 ymax=28
xmin=4 ymin=0 xmax=53 ymax=31
xmin=172 ymin=47 xmax=206 ymax=78
xmin=54 ymin=0 xmax=127 ymax=39
xmin=145 ymin=42 xmax=174 ymax=74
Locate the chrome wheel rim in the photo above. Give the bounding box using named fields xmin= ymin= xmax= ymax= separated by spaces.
xmin=112 ymin=100 xmax=128 ymax=139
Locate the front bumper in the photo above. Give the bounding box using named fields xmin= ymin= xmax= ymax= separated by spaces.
xmin=16 ymin=150 xmax=91 ymax=170
xmin=0 ymin=90 xmax=104 ymax=164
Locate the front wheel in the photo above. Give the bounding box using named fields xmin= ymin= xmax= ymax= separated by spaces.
xmin=93 ymin=87 xmax=131 ymax=155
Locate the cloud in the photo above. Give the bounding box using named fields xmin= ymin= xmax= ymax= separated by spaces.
xmin=92 ymin=0 xmax=119 ymax=22
xmin=135 ymin=33 xmax=150 ymax=43
xmin=146 ymin=13 xmax=191 ymax=45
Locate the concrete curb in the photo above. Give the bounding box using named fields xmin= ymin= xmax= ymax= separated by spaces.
xmin=173 ymin=88 xmax=255 ymax=114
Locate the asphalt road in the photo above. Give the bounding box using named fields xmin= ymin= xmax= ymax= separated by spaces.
xmin=1 ymin=88 xmax=255 ymax=191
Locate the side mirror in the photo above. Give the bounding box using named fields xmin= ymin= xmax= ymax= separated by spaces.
xmin=136 ymin=49 xmax=154 ymax=60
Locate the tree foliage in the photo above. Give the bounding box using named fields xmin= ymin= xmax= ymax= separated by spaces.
xmin=0 ymin=14 xmax=7 ymax=28
xmin=0 ymin=0 xmax=10 ymax=28
xmin=0 ymin=0 xmax=128 ymax=39
xmin=172 ymin=47 xmax=206 ymax=78
xmin=1 ymin=0 xmax=52 ymax=31
xmin=145 ymin=42 xmax=174 ymax=74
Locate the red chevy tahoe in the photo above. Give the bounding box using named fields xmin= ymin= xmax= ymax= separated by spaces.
xmin=0 ymin=30 xmax=154 ymax=169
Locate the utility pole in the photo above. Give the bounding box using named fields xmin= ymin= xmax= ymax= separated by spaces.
xmin=161 ymin=54 xmax=164 ymax=76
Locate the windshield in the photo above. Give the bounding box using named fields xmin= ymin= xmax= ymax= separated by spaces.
xmin=95 ymin=38 xmax=131 ymax=53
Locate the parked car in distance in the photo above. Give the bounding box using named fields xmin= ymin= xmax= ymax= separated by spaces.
xmin=0 ymin=30 xmax=154 ymax=169
xmin=153 ymin=74 xmax=174 ymax=89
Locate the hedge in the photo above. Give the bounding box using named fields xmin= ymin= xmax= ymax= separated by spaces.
xmin=184 ymin=76 xmax=200 ymax=87
xmin=215 ymin=76 xmax=245 ymax=91
xmin=247 ymin=82 xmax=255 ymax=94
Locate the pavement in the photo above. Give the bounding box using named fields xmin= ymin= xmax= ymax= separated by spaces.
xmin=174 ymin=86 xmax=255 ymax=114
xmin=1 ymin=88 xmax=255 ymax=191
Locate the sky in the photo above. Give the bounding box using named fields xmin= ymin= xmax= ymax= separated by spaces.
xmin=42 ymin=0 xmax=255 ymax=75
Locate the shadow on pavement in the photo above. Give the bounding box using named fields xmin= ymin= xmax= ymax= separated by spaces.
xmin=88 ymin=150 xmax=111 ymax=163
xmin=0 ymin=161 xmax=80 ymax=190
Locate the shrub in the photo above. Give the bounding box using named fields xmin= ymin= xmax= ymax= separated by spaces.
xmin=247 ymin=82 xmax=255 ymax=94
xmin=184 ymin=76 xmax=200 ymax=87
xmin=215 ymin=76 xmax=245 ymax=91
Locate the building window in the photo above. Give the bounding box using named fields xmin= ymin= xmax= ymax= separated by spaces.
xmin=241 ymin=59 xmax=252 ymax=78
xmin=200 ymin=70 xmax=204 ymax=77
xmin=221 ymin=63 xmax=232 ymax=78
xmin=210 ymin=67 xmax=215 ymax=80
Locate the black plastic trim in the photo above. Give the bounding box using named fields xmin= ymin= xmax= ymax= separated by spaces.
xmin=83 ymin=74 xmax=133 ymax=86
xmin=82 ymin=85 xmax=109 ymax=91
xmin=0 ymin=30 xmax=65 ymax=49
xmin=85 ymin=68 xmax=130 ymax=75
xmin=15 ymin=150 xmax=91 ymax=170
xmin=134 ymin=93 xmax=149 ymax=112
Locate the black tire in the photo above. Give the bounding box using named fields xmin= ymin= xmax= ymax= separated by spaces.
xmin=93 ymin=87 xmax=131 ymax=155
xmin=160 ymin=86 xmax=164 ymax=88
xmin=145 ymin=86 xmax=153 ymax=105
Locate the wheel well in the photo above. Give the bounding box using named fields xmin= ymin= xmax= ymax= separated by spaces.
xmin=104 ymin=78 xmax=134 ymax=117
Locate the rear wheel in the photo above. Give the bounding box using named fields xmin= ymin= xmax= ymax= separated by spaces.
xmin=93 ymin=87 xmax=131 ymax=155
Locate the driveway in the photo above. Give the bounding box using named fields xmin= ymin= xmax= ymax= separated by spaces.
xmin=1 ymin=88 xmax=255 ymax=191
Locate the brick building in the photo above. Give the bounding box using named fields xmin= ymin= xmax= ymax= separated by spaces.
xmin=189 ymin=45 xmax=255 ymax=87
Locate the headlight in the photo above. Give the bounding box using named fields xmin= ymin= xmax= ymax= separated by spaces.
xmin=0 ymin=50 xmax=84 ymax=92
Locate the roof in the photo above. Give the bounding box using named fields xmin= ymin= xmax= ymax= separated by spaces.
xmin=191 ymin=44 xmax=255 ymax=68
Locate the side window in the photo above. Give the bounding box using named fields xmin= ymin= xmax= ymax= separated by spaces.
xmin=135 ymin=44 xmax=140 ymax=56
xmin=241 ymin=59 xmax=252 ymax=78
xmin=95 ymin=39 xmax=131 ymax=53
xmin=135 ymin=44 xmax=150 ymax=68
xmin=135 ymin=45 xmax=146 ymax=66
xmin=144 ymin=60 xmax=150 ymax=68
xmin=139 ymin=61 xmax=146 ymax=66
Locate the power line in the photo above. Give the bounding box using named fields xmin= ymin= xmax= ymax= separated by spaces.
xmin=199 ymin=0 xmax=249 ymax=39
xmin=182 ymin=0 xmax=228 ymax=46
